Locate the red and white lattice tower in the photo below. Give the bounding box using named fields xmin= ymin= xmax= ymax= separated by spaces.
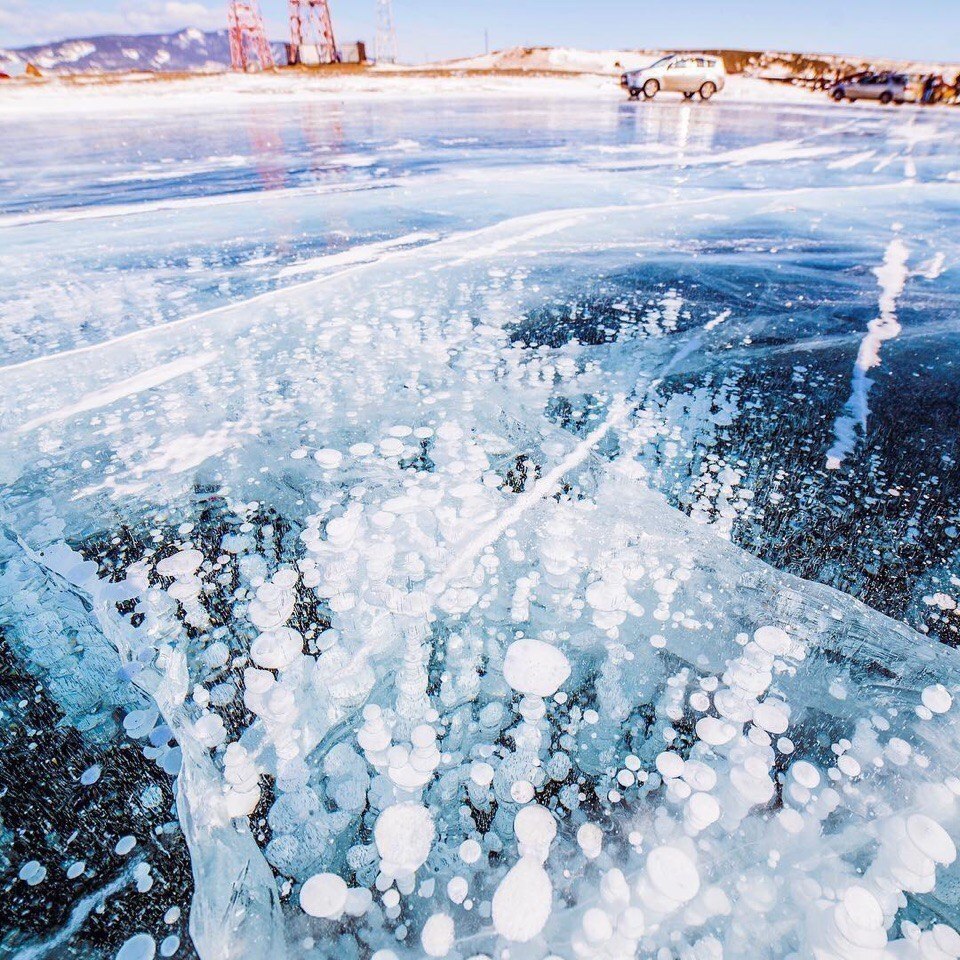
xmin=227 ymin=0 xmax=275 ymax=71
xmin=289 ymin=0 xmax=340 ymax=65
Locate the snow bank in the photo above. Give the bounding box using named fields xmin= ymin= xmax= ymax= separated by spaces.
xmin=0 ymin=69 xmax=824 ymax=120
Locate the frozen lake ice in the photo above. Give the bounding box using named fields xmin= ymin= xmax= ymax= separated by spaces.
xmin=2 ymin=92 xmax=960 ymax=960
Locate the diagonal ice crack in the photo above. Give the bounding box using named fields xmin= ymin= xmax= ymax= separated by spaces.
xmin=426 ymin=393 xmax=629 ymax=599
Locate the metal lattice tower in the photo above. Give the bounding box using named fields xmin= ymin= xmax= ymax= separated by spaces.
xmin=375 ymin=0 xmax=398 ymax=64
xmin=289 ymin=0 xmax=340 ymax=65
xmin=227 ymin=0 xmax=275 ymax=71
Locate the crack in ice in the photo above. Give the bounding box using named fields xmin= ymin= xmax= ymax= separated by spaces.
xmin=826 ymin=236 xmax=910 ymax=470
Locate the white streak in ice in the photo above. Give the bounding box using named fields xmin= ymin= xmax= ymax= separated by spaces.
xmin=277 ymin=232 xmax=440 ymax=278
xmin=826 ymin=238 xmax=909 ymax=470
xmin=704 ymin=309 xmax=732 ymax=331
xmin=920 ymin=252 xmax=946 ymax=280
xmin=11 ymin=866 xmax=135 ymax=960
xmin=427 ymin=395 xmax=628 ymax=597
xmin=18 ymin=353 xmax=217 ymax=432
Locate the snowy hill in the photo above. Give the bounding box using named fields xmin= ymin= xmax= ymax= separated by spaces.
xmin=435 ymin=47 xmax=653 ymax=75
xmin=3 ymin=33 xmax=955 ymax=80
xmin=0 ymin=28 xmax=287 ymax=74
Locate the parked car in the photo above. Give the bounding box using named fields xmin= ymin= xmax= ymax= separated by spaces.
xmin=831 ymin=73 xmax=909 ymax=104
xmin=621 ymin=54 xmax=727 ymax=101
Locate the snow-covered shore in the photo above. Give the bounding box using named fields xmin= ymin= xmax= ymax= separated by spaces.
xmin=0 ymin=69 xmax=826 ymax=118
xmin=7 ymin=41 xmax=957 ymax=120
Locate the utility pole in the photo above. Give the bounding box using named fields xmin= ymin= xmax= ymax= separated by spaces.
xmin=375 ymin=0 xmax=399 ymax=64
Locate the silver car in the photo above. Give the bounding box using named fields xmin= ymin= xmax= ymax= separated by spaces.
xmin=831 ymin=73 xmax=909 ymax=105
xmin=621 ymin=54 xmax=727 ymax=101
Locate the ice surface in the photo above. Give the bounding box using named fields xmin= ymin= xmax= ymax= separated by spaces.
xmin=2 ymin=92 xmax=960 ymax=960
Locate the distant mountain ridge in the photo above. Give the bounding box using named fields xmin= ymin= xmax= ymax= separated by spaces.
xmin=2 ymin=32 xmax=956 ymax=79
xmin=0 ymin=28 xmax=287 ymax=74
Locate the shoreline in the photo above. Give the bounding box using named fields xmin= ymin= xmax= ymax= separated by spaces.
xmin=0 ymin=71 xmax=844 ymax=118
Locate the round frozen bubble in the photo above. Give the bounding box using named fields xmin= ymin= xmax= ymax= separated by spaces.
xmin=470 ymin=761 xmax=494 ymax=786
xmin=250 ymin=627 xmax=303 ymax=670
xmin=510 ymin=780 xmax=535 ymax=804
xmin=492 ymin=856 xmax=553 ymax=942
xmin=116 ymin=934 xmax=156 ymax=960
xmin=18 ymin=861 xmax=46 ymax=885
xmin=459 ymin=839 xmax=482 ymax=864
xmin=921 ymin=684 xmax=953 ymax=714
xmin=374 ymin=802 xmax=435 ymax=874
xmin=514 ymin=805 xmax=556 ymax=862
xmin=777 ymin=808 xmax=804 ymax=834
xmin=503 ymin=638 xmax=570 ymax=697
xmin=313 ymin=449 xmax=343 ymax=469
xmin=837 ymin=754 xmax=861 ymax=778
xmin=753 ymin=625 xmax=790 ymax=655
xmin=379 ymin=437 xmax=405 ymax=458
xmin=932 ymin=925 xmax=960 ymax=955
xmin=790 ymin=760 xmax=821 ymax=789
xmin=447 ymin=876 xmax=468 ymax=904
xmin=345 ymin=887 xmax=372 ymax=917
xmin=421 ymin=913 xmax=455 ymax=958
xmin=80 ymin=764 xmax=102 ymax=785
xmin=681 ymin=760 xmax=717 ymax=792
xmin=156 ymin=550 xmax=203 ymax=579
xmin=753 ymin=700 xmax=789 ymax=735
xmin=159 ymin=936 xmax=180 ymax=958
xmin=600 ymin=868 xmax=630 ymax=907
xmin=840 ymin=886 xmax=883 ymax=929
xmin=300 ymin=872 xmax=348 ymax=918
xmin=577 ymin=822 xmax=603 ymax=860
xmin=115 ymin=836 xmax=137 ymax=856
xmin=906 ymin=814 xmax=957 ymax=864
xmin=583 ymin=907 xmax=614 ymax=944
xmin=689 ymin=691 xmax=711 ymax=712
xmin=655 ymin=751 xmax=684 ymax=779
xmin=646 ymin=846 xmax=700 ymax=904
xmin=696 ymin=716 xmax=736 ymax=746
xmin=687 ymin=792 xmax=720 ymax=829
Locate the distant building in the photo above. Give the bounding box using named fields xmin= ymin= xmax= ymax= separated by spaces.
xmin=286 ymin=40 xmax=366 ymax=65
xmin=341 ymin=41 xmax=367 ymax=63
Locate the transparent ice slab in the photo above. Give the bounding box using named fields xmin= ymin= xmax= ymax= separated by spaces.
xmin=3 ymin=182 xmax=960 ymax=959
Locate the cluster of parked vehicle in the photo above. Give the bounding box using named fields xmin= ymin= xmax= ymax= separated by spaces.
xmin=620 ymin=54 xmax=959 ymax=108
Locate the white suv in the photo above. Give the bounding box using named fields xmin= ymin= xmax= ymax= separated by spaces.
xmin=621 ymin=54 xmax=727 ymax=101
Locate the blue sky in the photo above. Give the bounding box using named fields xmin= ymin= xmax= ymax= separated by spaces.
xmin=0 ymin=0 xmax=955 ymax=62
